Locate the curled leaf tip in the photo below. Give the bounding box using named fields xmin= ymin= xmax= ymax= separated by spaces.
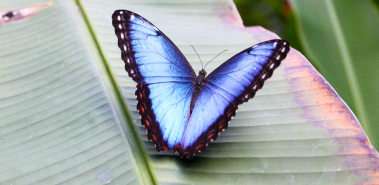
xmin=0 ymin=1 xmax=53 ymax=25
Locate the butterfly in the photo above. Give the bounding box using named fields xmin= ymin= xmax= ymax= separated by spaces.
xmin=112 ymin=10 xmax=290 ymax=159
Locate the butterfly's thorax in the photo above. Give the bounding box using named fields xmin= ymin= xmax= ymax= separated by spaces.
xmin=190 ymin=70 xmax=207 ymax=115
xmin=194 ymin=69 xmax=207 ymax=89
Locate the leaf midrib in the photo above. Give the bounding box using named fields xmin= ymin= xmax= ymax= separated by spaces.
xmin=74 ymin=0 xmax=158 ymax=184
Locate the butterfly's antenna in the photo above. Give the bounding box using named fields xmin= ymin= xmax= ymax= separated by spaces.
xmin=204 ymin=49 xmax=228 ymax=70
xmin=191 ymin=45 xmax=204 ymax=69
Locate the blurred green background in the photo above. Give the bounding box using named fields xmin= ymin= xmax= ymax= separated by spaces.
xmin=234 ymin=0 xmax=304 ymax=56
xmin=235 ymin=0 xmax=379 ymax=150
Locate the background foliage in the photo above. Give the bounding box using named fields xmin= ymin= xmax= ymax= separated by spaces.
xmin=235 ymin=0 xmax=379 ymax=150
xmin=234 ymin=0 xmax=304 ymax=59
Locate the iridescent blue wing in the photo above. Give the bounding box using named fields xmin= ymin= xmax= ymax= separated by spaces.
xmin=112 ymin=10 xmax=196 ymax=151
xmin=180 ymin=40 xmax=290 ymax=158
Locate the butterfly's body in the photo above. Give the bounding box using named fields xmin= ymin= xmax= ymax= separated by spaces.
xmin=112 ymin=10 xmax=290 ymax=158
xmin=190 ymin=70 xmax=207 ymax=114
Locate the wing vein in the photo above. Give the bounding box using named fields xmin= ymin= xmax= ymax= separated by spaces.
xmin=128 ymin=21 xmax=157 ymax=33
xmin=135 ymin=51 xmax=194 ymax=76
xmin=204 ymin=81 xmax=238 ymax=100
xmin=204 ymin=85 xmax=235 ymax=104
xmin=207 ymin=54 xmax=265 ymax=78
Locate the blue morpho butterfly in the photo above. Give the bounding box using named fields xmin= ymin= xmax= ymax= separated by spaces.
xmin=112 ymin=10 xmax=290 ymax=159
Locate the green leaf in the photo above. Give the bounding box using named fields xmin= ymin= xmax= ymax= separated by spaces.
xmin=0 ymin=0 xmax=378 ymax=184
xmin=0 ymin=0 xmax=152 ymax=184
xmin=290 ymin=0 xmax=379 ymax=150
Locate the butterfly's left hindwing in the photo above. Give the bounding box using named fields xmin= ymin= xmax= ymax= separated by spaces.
xmin=112 ymin=10 xmax=196 ymax=152
xmin=180 ymin=40 xmax=290 ymax=157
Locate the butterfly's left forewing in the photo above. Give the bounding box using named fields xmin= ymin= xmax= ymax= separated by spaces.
xmin=180 ymin=40 xmax=290 ymax=158
xmin=112 ymin=10 xmax=196 ymax=152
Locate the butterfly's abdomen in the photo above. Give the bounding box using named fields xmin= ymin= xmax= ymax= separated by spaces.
xmin=190 ymin=88 xmax=201 ymax=116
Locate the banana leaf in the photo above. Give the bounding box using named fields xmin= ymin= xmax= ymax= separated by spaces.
xmin=290 ymin=0 xmax=379 ymax=150
xmin=0 ymin=0 xmax=378 ymax=184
